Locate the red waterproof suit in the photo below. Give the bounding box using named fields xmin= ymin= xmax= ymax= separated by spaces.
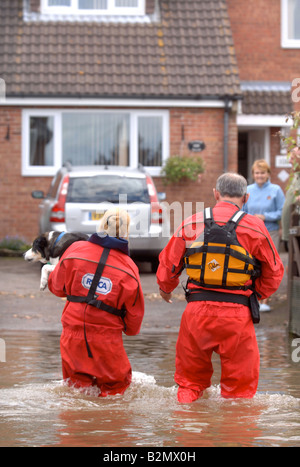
xmin=157 ymin=202 xmax=285 ymax=402
xmin=48 ymin=235 xmax=144 ymax=396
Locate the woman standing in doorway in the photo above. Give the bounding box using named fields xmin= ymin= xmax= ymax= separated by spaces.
xmin=244 ymin=160 xmax=285 ymax=312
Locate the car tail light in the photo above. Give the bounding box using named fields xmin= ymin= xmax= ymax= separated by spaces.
xmin=146 ymin=175 xmax=163 ymax=225
xmin=50 ymin=175 xmax=69 ymax=223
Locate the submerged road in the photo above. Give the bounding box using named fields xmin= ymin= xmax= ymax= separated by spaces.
xmin=0 ymin=254 xmax=289 ymax=334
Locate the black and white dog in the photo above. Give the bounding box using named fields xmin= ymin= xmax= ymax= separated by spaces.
xmin=24 ymin=231 xmax=88 ymax=290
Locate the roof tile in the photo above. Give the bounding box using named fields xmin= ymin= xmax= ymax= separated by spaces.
xmin=0 ymin=0 xmax=241 ymax=99
xmin=242 ymin=90 xmax=294 ymax=115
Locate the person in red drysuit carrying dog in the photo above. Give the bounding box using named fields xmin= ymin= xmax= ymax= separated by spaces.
xmin=48 ymin=209 xmax=144 ymax=397
xmin=157 ymin=173 xmax=284 ymax=403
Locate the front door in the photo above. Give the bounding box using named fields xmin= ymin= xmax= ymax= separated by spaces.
xmin=238 ymin=128 xmax=270 ymax=183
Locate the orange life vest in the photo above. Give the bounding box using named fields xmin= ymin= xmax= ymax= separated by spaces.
xmin=184 ymin=208 xmax=261 ymax=291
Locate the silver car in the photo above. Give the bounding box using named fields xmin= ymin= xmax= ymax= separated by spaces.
xmin=32 ymin=166 xmax=169 ymax=271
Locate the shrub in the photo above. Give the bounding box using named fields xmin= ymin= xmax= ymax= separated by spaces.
xmin=161 ymin=155 xmax=205 ymax=184
xmin=0 ymin=236 xmax=30 ymax=252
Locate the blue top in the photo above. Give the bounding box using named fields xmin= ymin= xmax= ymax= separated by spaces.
xmin=244 ymin=180 xmax=285 ymax=232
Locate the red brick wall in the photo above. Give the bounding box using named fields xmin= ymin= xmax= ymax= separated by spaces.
xmin=227 ymin=0 xmax=300 ymax=83
xmin=0 ymin=106 xmax=237 ymax=242
xmin=227 ymin=0 xmax=298 ymax=195
xmin=154 ymin=107 xmax=238 ymax=232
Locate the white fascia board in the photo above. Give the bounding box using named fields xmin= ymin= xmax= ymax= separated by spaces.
xmin=1 ymin=97 xmax=228 ymax=108
xmin=237 ymin=114 xmax=292 ymax=127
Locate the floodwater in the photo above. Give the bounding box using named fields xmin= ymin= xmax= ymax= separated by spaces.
xmin=0 ymin=328 xmax=299 ymax=447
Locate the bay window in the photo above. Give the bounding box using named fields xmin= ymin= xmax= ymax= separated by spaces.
xmin=22 ymin=109 xmax=169 ymax=177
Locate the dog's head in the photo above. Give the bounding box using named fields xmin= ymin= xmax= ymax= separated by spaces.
xmin=24 ymin=234 xmax=50 ymax=264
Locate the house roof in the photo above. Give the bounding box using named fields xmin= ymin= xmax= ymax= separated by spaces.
xmin=241 ymin=82 xmax=294 ymax=115
xmin=0 ymin=0 xmax=241 ymax=100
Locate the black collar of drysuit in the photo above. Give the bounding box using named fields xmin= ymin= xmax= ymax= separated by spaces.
xmin=88 ymin=232 xmax=130 ymax=256
xmin=222 ymin=200 xmax=241 ymax=210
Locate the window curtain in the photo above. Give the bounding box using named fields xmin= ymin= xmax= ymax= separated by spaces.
xmin=62 ymin=113 xmax=129 ymax=166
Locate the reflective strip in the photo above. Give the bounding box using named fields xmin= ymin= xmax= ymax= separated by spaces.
xmin=205 ymin=207 xmax=212 ymax=220
xmin=231 ymin=210 xmax=245 ymax=223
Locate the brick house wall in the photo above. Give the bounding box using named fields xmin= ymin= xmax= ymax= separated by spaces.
xmin=156 ymin=106 xmax=238 ymax=203
xmin=227 ymin=0 xmax=300 ymax=193
xmin=0 ymin=106 xmax=237 ymax=243
xmin=155 ymin=107 xmax=238 ymax=232
xmin=227 ymin=0 xmax=300 ymax=82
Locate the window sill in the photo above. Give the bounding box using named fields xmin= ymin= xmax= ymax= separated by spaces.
xmin=281 ymin=39 xmax=300 ymax=49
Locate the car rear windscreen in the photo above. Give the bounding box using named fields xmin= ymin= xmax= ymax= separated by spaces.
xmin=67 ymin=175 xmax=150 ymax=204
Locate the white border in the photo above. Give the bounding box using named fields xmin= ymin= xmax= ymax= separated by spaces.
xmin=237 ymin=114 xmax=292 ymax=127
xmin=281 ymin=0 xmax=300 ymax=48
xmin=22 ymin=108 xmax=169 ymax=177
xmin=2 ymin=98 xmax=227 ymax=108
xmin=22 ymin=109 xmax=62 ymax=176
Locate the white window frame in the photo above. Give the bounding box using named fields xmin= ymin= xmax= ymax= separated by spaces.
xmin=281 ymin=0 xmax=300 ymax=48
xmin=22 ymin=109 xmax=169 ymax=177
xmin=22 ymin=109 xmax=62 ymax=177
xmin=131 ymin=110 xmax=169 ymax=176
xmin=41 ymin=0 xmax=145 ymax=16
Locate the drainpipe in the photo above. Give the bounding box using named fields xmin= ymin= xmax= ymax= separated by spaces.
xmin=223 ymin=97 xmax=231 ymax=173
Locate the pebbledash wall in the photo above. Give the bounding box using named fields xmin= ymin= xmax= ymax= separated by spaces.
xmin=0 ymin=106 xmax=238 ymax=243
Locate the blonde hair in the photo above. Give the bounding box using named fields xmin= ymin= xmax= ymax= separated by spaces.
xmin=252 ymin=159 xmax=271 ymax=175
xmin=98 ymin=208 xmax=130 ymax=239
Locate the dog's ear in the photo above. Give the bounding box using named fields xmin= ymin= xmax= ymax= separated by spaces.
xmin=32 ymin=235 xmax=49 ymax=259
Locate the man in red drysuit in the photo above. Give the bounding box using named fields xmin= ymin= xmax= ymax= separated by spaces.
xmin=48 ymin=209 xmax=144 ymax=397
xmin=157 ymin=173 xmax=284 ymax=403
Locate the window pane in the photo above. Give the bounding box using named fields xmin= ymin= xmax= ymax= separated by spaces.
xmin=62 ymin=113 xmax=130 ymax=166
xmin=78 ymin=0 xmax=108 ymax=9
xmin=288 ymin=0 xmax=300 ymax=39
xmin=48 ymin=0 xmax=71 ymax=6
xmin=67 ymin=175 xmax=149 ymax=203
xmin=115 ymin=0 xmax=139 ymax=7
xmin=138 ymin=116 xmax=163 ymax=167
xmin=30 ymin=117 xmax=54 ymax=166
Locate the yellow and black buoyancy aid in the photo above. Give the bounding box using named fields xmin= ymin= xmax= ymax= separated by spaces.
xmin=184 ymin=208 xmax=261 ymax=291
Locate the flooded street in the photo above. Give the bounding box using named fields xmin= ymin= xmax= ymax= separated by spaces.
xmin=0 ymin=257 xmax=299 ymax=448
xmin=2 ymin=0 xmax=300 ymax=450
xmin=0 ymin=329 xmax=299 ymax=447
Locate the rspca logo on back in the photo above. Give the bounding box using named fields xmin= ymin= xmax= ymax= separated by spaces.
xmin=82 ymin=274 xmax=112 ymax=295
